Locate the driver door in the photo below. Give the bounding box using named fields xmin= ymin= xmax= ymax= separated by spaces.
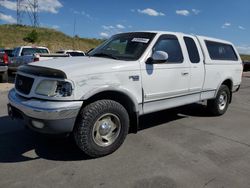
xmin=140 ymin=34 xmax=190 ymax=114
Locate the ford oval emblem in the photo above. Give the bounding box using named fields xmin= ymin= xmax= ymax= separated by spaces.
xmin=18 ymin=80 xmax=23 ymax=86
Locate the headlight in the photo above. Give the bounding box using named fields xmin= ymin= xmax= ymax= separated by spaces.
xmin=35 ymin=80 xmax=73 ymax=97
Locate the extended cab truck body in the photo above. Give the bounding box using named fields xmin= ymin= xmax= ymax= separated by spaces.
xmin=8 ymin=31 xmax=243 ymax=157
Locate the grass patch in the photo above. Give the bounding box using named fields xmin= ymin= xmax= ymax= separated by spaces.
xmin=0 ymin=24 xmax=103 ymax=52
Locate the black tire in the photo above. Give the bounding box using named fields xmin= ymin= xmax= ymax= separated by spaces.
xmin=73 ymin=100 xmax=129 ymax=158
xmin=207 ymin=85 xmax=230 ymax=116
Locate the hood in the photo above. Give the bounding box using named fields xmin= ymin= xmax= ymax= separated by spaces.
xmin=29 ymin=56 xmax=138 ymax=78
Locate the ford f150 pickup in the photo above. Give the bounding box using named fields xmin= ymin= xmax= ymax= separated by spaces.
xmin=8 ymin=31 xmax=243 ymax=157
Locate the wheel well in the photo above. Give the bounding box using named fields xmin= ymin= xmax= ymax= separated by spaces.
xmin=83 ymin=91 xmax=139 ymax=133
xmin=221 ymin=79 xmax=233 ymax=103
xmin=222 ymin=79 xmax=232 ymax=91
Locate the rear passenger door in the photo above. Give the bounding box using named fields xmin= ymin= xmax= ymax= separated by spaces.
xmin=183 ymin=36 xmax=205 ymax=94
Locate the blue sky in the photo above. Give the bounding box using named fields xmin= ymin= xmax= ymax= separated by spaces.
xmin=0 ymin=0 xmax=250 ymax=54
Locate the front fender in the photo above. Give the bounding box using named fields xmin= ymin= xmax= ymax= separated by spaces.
xmin=81 ymin=85 xmax=141 ymax=112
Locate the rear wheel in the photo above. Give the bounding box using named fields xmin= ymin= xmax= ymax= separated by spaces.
xmin=73 ymin=100 xmax=129 ymax=158
xmin=207 ymin=85 xmax=230 ymax=116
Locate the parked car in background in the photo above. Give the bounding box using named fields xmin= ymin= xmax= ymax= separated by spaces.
xmin=56 ymin=50 xmax=85 ymax=56
xmin=243 ymin=61 xmax=250 ymax=71
xmin=0 ymin=49 xmax=13 ymax=82
xmin=0 ymin=63 xmax=8 ymax=82
xmin=8 ymin=46 xmax=50 ymax=72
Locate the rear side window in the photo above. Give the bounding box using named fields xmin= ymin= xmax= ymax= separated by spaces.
xmin=205 ymin=41 xmax=238 ymax=61
xmin=22 ymin=48 xmax=49 ymax=56
xmin=184 ymin=37 xmax=200 ymax=63
xmin=154 ymin=35 xmax=183 ymax=63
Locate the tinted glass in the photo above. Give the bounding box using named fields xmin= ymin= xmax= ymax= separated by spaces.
xmin=154 ymin=35 xmax=183 ymax=63
xmin=184 ymin=37 xmax=200 ymax=63
xmin=22 ymin=48 xmax=49 ymax=56
xmin=205 ymin=41 xmax=238 ymax=61
xmin=89 ymin=32 xmax=156 ymax=61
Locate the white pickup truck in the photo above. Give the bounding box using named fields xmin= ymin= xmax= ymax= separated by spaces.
xmin=8 ymin=31 xmax=243 ymax=157
xmin=8 ymin=46 xmax=50 ymax=72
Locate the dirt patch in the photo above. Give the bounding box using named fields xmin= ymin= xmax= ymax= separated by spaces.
xmin=0 ymin=83 xmax=14 ymax=93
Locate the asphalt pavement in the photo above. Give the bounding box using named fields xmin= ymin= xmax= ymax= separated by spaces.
xmin=0 ymin=75 xmax=250 ymax=188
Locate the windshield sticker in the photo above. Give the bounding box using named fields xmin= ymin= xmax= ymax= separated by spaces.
xmin=132 ymin=38 xmax=150 ymax=43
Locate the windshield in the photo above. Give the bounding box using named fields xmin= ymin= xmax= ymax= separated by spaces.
xmin=89 ymin=32 xmax=156 ymax=61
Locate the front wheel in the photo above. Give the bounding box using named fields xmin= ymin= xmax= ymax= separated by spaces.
xmin=73 ymin=100 xmax=129 ymax=158
xmin=207 ymin=85 xmax=230 ymax=116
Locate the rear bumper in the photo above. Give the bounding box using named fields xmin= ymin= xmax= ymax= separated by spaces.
xmin=8 ymin=89 xmax=83 ymax=134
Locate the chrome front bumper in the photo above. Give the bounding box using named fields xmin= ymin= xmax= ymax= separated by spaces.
xmin=8 ymin=89 xmax=83 ymax=134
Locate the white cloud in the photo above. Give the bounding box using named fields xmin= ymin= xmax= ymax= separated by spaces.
xmin=102 ymin=25 xmax=115 ymax=30
xmin=51 ymin=25 xmax=59 ymax=29
xmin=116 ymin=24 xmax=125 ymax=29
xmin=72 ymin=10 xmax=92 ymax=19
xmin=237 ymin=45 xmax=250 ymax=55
xmin=222 ymin=22 xmax=231 ymax=29
xmin=137 ymin=8 xmax=165 ymax=16
xmin=100 ymin=32 xmax=109 ymax=38
xmin=238 ymin=26 xmax=246 ymax=30
xmin=192 ymin=9 xmax=201 ymax=15
xmin=0 ymin=13 xmax=16 ymax=23
xmin=176 ymin=10 xmax=190 ymax=16
xmin=0 ymin=0 xmax=62 ymax=14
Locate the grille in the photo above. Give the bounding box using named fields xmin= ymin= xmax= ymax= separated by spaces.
xmin=15 ymin=74 xmax=34 ymax=95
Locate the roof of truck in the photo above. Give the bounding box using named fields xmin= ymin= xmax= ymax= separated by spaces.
xmin=125 ymin=31 xmax=233 ymax=45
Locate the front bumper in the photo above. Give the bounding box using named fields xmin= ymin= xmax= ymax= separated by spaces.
xmin=8 ymin=89 xmax=83 ymax=134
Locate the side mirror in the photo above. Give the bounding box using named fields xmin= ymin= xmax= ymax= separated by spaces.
xmin=147 ymin=51 xmax=169 ymax=64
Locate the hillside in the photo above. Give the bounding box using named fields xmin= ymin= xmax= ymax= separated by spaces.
xmin=241 ymin=54 xmax=250 ymax=61
xmin=0 ymin=24 xmax=250 ymax=60
xmin=0 ymin=24 xmax=102 ymax=52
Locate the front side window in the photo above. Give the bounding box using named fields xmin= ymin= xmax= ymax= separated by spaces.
xmin=89 ymin=32 xmax=156 ymax=61
xmin=205 ymin=41 xmax=238 ymax=61
xmin=153 ymin=35 xmax=183 ymax=63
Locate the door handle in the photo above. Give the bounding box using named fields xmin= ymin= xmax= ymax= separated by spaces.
xmin=181 ymin=72 xmax=189 ymax=76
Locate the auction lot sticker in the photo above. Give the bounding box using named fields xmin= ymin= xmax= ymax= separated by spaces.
xmin=132 ymin=38 xmax=150 ymax=43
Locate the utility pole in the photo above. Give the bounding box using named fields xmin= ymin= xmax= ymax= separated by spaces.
xmin=33 ymin=0 xmax=38 ymax=27
xmin=26 ymin=0 xmax=39 ymax=27
xmin=72 ymin=16 xmax=76 ymax=50
xmin=16 ymin=0 xmax=23 ymax=25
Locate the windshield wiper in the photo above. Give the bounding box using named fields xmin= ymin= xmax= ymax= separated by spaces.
xmin=92 ymin=52 xmax=118 ymax=59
